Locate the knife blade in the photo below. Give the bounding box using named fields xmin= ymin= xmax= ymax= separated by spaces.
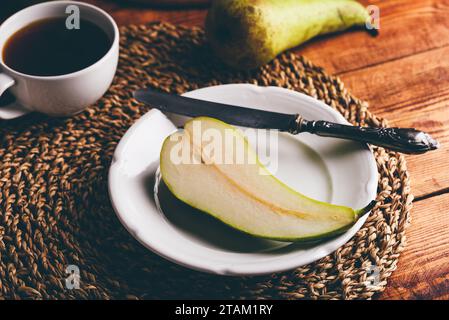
xmin=133 ymin=88 xmax=439 ymax=154
xmin=133 ymin=88 xmax=297 ymax=132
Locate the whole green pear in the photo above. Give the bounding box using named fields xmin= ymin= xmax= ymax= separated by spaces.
xmin=206 ymin=0 xmax=371 ymax=70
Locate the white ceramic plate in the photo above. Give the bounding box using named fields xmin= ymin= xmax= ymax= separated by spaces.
xmin=108 ymin=84 xmax=378 ymax=276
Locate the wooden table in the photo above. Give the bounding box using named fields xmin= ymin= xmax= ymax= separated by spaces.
xmin=2 ymin=0 xmax=448 ymax=300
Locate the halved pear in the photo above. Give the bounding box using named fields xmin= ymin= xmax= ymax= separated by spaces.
xmin=160 ymin=117 xmax=374 ymax=242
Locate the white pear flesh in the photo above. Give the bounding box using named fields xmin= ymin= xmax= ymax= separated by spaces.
xmin=160 ymin=117 xmax=371 ymax=242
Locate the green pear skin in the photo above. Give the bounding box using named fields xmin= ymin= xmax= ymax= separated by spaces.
xmin=206 ymin=0 xmax=371 ymax=69
xmin=160 ymin=117 xmax=375 ymax=242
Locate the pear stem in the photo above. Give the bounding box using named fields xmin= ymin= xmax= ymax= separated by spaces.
xmin=367 ymin=27 xmax=379 ymax=37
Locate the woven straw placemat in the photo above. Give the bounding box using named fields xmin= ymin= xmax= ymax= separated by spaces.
xmin=0 ymin=22 xmax=412 ymax=300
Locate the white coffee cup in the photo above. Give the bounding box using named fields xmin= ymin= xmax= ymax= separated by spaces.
xmin=0 ymin=1 xmax=119 ymax=119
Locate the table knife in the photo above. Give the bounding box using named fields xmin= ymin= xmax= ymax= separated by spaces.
xmin=134 ymin=88 xmax=439 ymax=154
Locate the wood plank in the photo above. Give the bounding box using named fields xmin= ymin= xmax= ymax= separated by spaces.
xmin=0 ymin=1 xmax=208 ymax=26
xmin=298 ymin=0 xmax=449 ymax=75
xmin=380 ymin=193 xmax=449 ymax=300
xmin=130 ymin=0 xmax=209 ymax=6
xmin=83 ymin=0 xmax=207 ymax=26
xmin=96 ymin=0 xmax=449 ymax=76
xmin=337 ymin=45 xmax=449 ymax=198
xmin=6 ymin=0 xmax=449 ymax=74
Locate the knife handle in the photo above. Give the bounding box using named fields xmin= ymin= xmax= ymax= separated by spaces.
xmin=290 ymin=116 xmax=439 ymax=154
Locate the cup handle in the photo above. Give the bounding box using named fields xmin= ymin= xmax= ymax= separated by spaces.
xmin=0 ymin=73 xmax=30 ymax=119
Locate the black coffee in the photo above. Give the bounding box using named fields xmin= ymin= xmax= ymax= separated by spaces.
xmin=3 ymin=17 xmax=111 ymax=76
